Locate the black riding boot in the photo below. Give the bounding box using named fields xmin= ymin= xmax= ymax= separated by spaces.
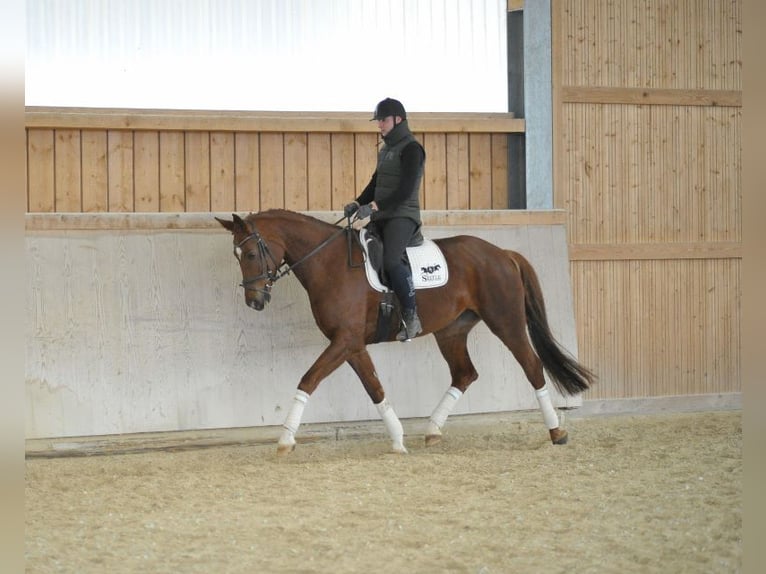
xmin=397 ymin=307 xmax=422 ymax=342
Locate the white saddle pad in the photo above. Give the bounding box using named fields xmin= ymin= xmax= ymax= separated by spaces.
xmin=359 ymin=228 xmax=449 ymax=293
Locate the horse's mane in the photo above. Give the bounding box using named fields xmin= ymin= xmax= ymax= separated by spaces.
xmin=246 ymin=209 xmax=341 ymax=232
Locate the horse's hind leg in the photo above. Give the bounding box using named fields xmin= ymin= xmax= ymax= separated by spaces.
xmin=481 ymin=312 xmax=568 ymax=445
xmin=427 ymin=313 xmax=481 ymax=446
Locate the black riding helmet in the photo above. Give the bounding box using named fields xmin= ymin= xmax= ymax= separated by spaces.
xmin=371 ymin=97 xmax=407 ymax=121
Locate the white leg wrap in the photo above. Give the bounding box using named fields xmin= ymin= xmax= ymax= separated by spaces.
xmin=376 ymin=398 xmax=407 ymax=453
xmin=535 ymin=384 xmax=560 ymax=430
xmin=427 ymin=386 xmax=463 ymax=436
xmin=278 ymin=390 xmax=310 ymax=448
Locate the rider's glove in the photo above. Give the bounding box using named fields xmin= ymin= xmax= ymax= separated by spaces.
xmin=343 ymin=202 xmax=359 ymax=218
xmin=355 ymin=203 xmax=375 ymax=220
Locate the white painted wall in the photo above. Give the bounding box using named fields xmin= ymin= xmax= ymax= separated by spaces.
xmin=26 ymin=220 xmax=581 ymax=439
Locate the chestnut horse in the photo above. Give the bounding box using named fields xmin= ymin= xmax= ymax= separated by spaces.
xmin=216 ymin=209 xmax=594 ymax=455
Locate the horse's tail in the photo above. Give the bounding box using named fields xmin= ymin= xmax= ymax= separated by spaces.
xmin=506 ymin=250 xmax=596 ymax=396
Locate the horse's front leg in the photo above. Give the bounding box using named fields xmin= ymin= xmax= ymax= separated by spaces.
xmin=277 ymin=339 xmax=350 ymax=455
xmin=347 ymin=349 xmax=407 ymax=454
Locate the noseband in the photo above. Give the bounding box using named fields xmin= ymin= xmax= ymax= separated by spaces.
xmin=234 ymin=229 xmax=281 ymax=294
xmin=233 ymin=219 xmax=348 ymax=298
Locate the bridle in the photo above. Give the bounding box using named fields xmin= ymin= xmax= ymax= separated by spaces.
xmin=233 ymin=216 xmax=349 ymax=299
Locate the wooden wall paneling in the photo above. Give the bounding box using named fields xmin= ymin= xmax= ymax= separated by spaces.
xmin=307 ymin=133 xmax=332 ymax=211
xmin=446 ymin=133 xmax=470 ymax=209
xmin=491 ymin=134 xmax=509 ymax=208
xmin=184 ymin=131 xmax=211 ymax=212
xmin=468 ymin=134 xmax=493 ymax=209
xmin=259 ymin=133 xmax=285 ymax=209
xmin=707 ymin=107 xmax=742 ymax=242
xmin=234 ymin=132 xmax=260 ymax=212
xmin=422 ymin=133 xmax=447 ymax=210
xmin=106 ymin=130 xmax=134 ymax=212
xmin=158 ymin=132 xmax=186 ymax=212
xmin=413 ymin=132 xmax=427 ymax=208
xmin=133 ymin=131 xmax=160 ymax=212
xmin=284 ymin=132 xmax=308 ymax=211
xmin=81 ymin=130 xmax=108 ymax=212
xmin=560 ymin=0 xmax=742 ymax=91
xmin=709 ymin=258 xmax=741 ymax=392
xmin=54 ymin=129 xmax=82 ymax=212
xmin=561 ymin=102 xmax=741 ymax=246
xmin=330 ymin=133 xmax=354 ymax=210
xmin=571 ymin=257 xmax=741 ymax=400
xmin=210 ymin=131 xmax=235 ymax=212
xmin=353 ymin=133 xmax=378 ymax=194
xmin=27 ymin=129 xmax=55 ymax=212
xmin=26 ymin=110 xmax=521 ymax=216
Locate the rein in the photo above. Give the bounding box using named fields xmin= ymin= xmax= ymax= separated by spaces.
xmin=235 ymin=216 xmax=350 ymax=292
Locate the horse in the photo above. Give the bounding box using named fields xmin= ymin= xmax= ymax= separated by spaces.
xmin=216 ymin=209 xmax=595 ymax=455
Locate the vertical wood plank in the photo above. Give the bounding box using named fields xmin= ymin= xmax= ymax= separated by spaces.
xmin=331 ymin=133 xmax=355 ymax=210
xmin=423 ymin=133 xmax=447 ymax=209
xmin=210 ymin=131 xmax=235 ymax=212
xmin=446 ymin=133 xmax=470 ymax=209
xmin=234 ymin=132 xmax=260 ymax=212
xmin=185 ymin=131 xmax=211 ymax=212
xmin=27 ymin=129 xmax=56 ymax=212
xmin=134 ymin=131 xmax=160 ymax=212
xmin=81 ymin=130 xmax=108 ymax=212
xmin=284 ymin=132 xmax=308 ymax=211
xmin=468 ymin=134 xmax=492 ymax=209
xmin=414 ymin=132 xmax=427 ymax=208
xmin=259 ymin=133 xmax=285 ymax=209
xmin=159 ymin=132 xmax=186 ymax=212
xmin=107 ymin=131 xmax=134 ymax=212
xmin=354 ymin=133 xmax=379 ymax=194
xmin=307 ymin=133 xmax=332 ymax=211
xmin=54 ymin=129 xmax=82 ymax=212
xmin=490 ymin=133 xmax=509 ymax=209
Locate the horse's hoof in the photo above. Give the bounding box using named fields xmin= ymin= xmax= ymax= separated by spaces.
xmin=550 ymin=428 xmax=568 ymax=445
xmin=276 ymin=443 xmax=296 ymax=456
xmin=392 ymin=444 xmax=409 ymax=454
xmin=425 ymin=434 xmax=443 ymax=447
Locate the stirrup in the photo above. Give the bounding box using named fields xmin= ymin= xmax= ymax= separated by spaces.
xmin=397 ymin=310 xmax=422 ymax=342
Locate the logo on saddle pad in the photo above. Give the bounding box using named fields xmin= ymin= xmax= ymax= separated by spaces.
xmin=359 ymin=228 xmax=449 ymax=293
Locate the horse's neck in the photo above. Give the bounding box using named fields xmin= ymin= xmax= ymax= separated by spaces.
xmin=262 ymin=213 xmax=341 ymax=273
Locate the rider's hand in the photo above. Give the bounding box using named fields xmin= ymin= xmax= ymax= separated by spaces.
xmin=343 ymin=202 xmax=359 ymax=218
xmin=355 ymin=203 xmax=375 ymax=220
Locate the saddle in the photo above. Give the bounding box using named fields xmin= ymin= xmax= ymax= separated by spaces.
xmin=359 ymin=227 xmax=449 ymax=292
xmin=357 ymin=226 xmax=448 ymax=343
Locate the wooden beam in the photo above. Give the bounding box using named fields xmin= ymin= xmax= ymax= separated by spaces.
xmin=25 ymin=107 xmax=525 ymax=134
xmin=507 ymin=0 xmax=524 ymax=11
xmin=25 ymin=210 xmax=567 ymax=231
xmin=560 ymin=87 xmax=742 ymax=108
xmin=569 ymin=242 xmax=743 ymax=261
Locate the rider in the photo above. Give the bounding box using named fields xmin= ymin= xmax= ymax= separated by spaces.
xmin=344 ymin=97 xmax=426 ymax=342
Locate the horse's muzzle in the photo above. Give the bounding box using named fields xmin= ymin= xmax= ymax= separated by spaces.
xmin=245 ymin=289 xmax=271 ymax=311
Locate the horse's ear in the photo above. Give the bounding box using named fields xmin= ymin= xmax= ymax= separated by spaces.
xmin=214 ymin=216 xmax=236 ymax=233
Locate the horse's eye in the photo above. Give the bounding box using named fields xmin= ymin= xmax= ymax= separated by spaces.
xmin=246 ymin=251 xmax=257 ymax=261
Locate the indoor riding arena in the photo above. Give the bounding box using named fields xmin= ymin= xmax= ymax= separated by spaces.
xmin=25 ymin=1 xmax=742 ymax=573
